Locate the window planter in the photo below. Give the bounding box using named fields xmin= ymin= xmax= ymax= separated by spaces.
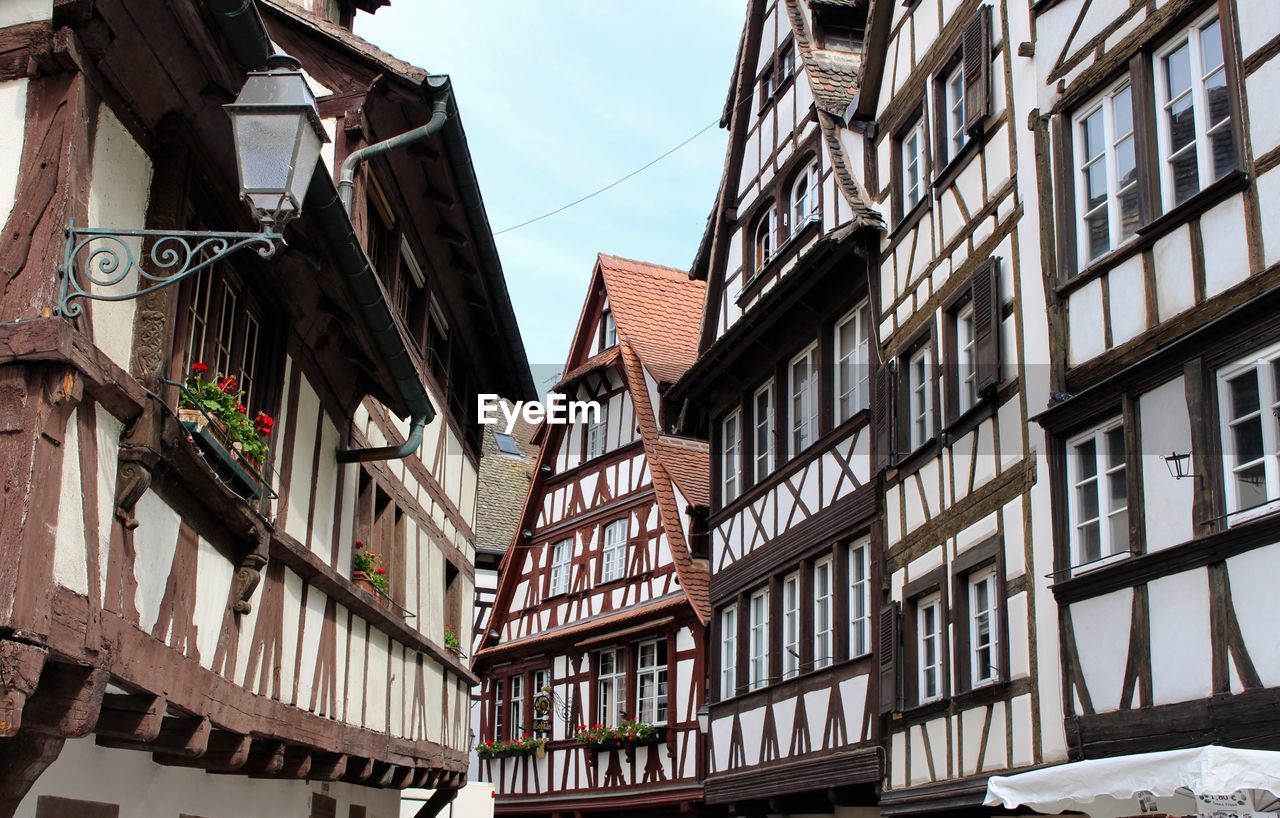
xmin=178 ymin=408 xmax=265 ymax=499
xmin=352 ymin=571 xmax=392 ymax=609
xmin=577 ymin=726 xmax=666 ymax=751
xmin=476 ymin=739 xmax=545 ymax=760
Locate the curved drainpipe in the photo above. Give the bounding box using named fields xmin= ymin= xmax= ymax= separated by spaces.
xmin=338 ymin=96 xmax=450 ymax=213
xmin=208 ymin=0 xmax=437 ymax=463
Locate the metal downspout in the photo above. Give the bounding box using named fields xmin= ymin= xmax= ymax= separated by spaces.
xmin=338 ymin=96 xmax=450 ymax=213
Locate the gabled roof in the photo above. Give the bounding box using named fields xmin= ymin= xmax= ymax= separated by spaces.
xmin=654 ymin=436 xmax=711 ymax=508
xmin=597 ymin=255 xmax=707 ymax=386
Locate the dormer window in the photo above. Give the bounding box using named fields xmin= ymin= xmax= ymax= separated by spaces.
xmin=753 ymin=205 xmax=777 ymax=275
xmin=814 ymin=5 xmax=867 ymax=53
xmin=600 ymin=309 xmax=617 ymax=352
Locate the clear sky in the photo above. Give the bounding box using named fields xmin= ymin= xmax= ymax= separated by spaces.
xmin=355 ymin=1 xmax=745 ymax=390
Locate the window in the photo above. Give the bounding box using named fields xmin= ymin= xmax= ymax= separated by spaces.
xmin=493 ymin=678 xmax=504 ymax=741
xmin=941 ymin=61 xmax=968 ymax=166
xmin=955 ymin=302 xmax=978 ymax=415
xmin=822 ymin=24 xmax=863 ymax=52
xmin=813 ymin=557 xmax=834 ymax=670
xmin=835 ymin=301 xmax=871 ymax=423
xmin=597 ymin=649 xmax=626 ymax=727
xmin=749 ymin=588 xmax=770 ymax=691
xmin=494 ymin=431 xmax=521 ymax=456
xmin=1155 ymin=13 xmax=1235 ymax=209
xmin=782 ymin=573 xmax=800 ymax=680
xmin=908 ymin=343 xmax=934 ymax=450
xmin=1075 ymin=82 xmax=1139 ymax=266
xmin=780 ymin=47 xmax=795 ymax=82
xmin=754 ymin=382 xmax=774 ymax=482
xmin=790 ymin=344 xmax=819 ymax=454
xmin=636 ymin=640 xmax=668 ymax=725
xmin=722 ymin=410 xmax=742 ymax=504
xmin=753 ymin=205 xmax=777 ymax=275
xmin=181 ymin=270 xmax=270 ymax=417
xmin=533 ymin=669 xmax=552 ymax=736
xmin=720 ymin=605 xmax=738 ymax=697
xmin=509 ymin=675 xmax=524 ymax=739
xmin=549 ymin=538 xmax=572 ymax=596
xmin=900 ymin=118 xmax=927 ymax=215
xmin=968 ymin=569 xmax=999 ymax=687
xmin=791 ymin=160 xmax=820 ymax=228
xmin=600 ymin=309 xmax=617 ymax=351
xmin=917 ymin=594 xmax=943 ymax=703
xmin=1066 ymin=420 xmax=1129 ymax=569
xmin=601 ymin=519 xmax=627 ymax=582
xmin=849 ymin=540 xmax=871 ymax=657
xmin=586 ymin=402 xmax=607 ymax=460
xmin=760 ymin=65 xmax=776 ymax=104
xmin=1218 ymin=345 xmax=1280 ymax=520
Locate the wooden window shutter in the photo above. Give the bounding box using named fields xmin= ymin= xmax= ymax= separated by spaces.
xmin=972 ymin=257 xmax=1001 ymax=394
xmin=962 ymin=5 xmax=992 ymax=134
xmin=873 ymin=359 xmax=896 ymax=470
xmin=877 ymin=601 xmax=901 ymax=714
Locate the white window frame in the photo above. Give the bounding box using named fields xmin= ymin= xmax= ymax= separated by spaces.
xmin=969 ymin=569 xmax=1000 ymax=687
xmin=849 ymin=539 xmax=871 ymax=657
xmin=720 ymin=605 xmax=738 ymax=697
xmin=549 ymin=538 xmax=572 ymax=596
xmin=754 ymin=205 xmax=777 ymax=275
xmin=780 ymin=46 xmax=795 ymax=83
xmin=835 ymin=301 xmax=871 ymax=423
xmin=791 ymin=159 xmax=820 ymax=228
xmin=1073 ymin=80 xmax=1139 ymax=268
xmin=782 ymin=573 xmax=801 ymax=680
xmin=1217 ymin=343 xmax=1280 ymax=523
xmin=813 ymin=556 xmax=834 ymax=670
xmin=942 ymin=61 xmax=967 ymax=166
xmin=908 ymin=344 xmax=934 ymax=450
xmin=586 ymin=402 xmax=608 ymax=460
xmin=956 ymin=301 xmax=978 ymax=415
xmin=790 ymin=344 xmax=819 ymax=455
xmin=636 ymin=639 xmax=668 ymax=725
xmin=754 ymin=381 xmax=774 ymax=482
xmin=600 ymin=309 xmax=617 ymax=351
xmin=1154 ymin=11 xmax=1233 ymax=211
xmin=601 ymin=519 xmax=627 ymax=582
xmin=749 ymin=588 xmax=770 ymax=691
xmin=493 ymin=678 xmax=504 ymax=741
xmin=1065 ymin=419 xmax=1130 ymax=571
xmin=508 ymin=674 xmax=524 ymax=740
xmin=917 ymin=593 xmax=943 ymax=704
xmin=901 ymin=117 xmax=926 ymax=214
xmin=722 ymin=410 xmax=742 ymax=504
xmin=597 ymin=649 xmax=626 ymax=727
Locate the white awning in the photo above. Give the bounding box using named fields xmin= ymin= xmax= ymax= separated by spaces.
xmin=984 ymin=746 xmax=1280 ymax=818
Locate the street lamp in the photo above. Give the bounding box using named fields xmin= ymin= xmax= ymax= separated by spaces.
xmin=56 ymin=52 xmax=330 ymax=318
xmin=696 ymin=704 xmax=710 ymax=735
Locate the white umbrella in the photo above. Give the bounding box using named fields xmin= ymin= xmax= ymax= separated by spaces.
xmin=985 ymin=746 xmax=1280 ymax=818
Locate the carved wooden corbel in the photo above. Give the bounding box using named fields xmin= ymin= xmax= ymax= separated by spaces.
xmin=230 ymin=520 xmax=270 ymax=615
xmin=0 ymin=639 xmax=48 ymax=738
xmin=113 ymin=401 xmax=162 ymax=530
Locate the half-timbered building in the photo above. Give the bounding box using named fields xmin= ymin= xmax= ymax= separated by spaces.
xmin=474 ymin=255 xmax=712 ymax=818
xmin=842 ymin=0 xmax=1069 ymax=813
xmin=667 ymin=1 xmax=890 ymax=813
xmin=1026 ymin=0 xmax=1280 ymax=768
xmin=0 ymin=0 xmax=532 ymax=816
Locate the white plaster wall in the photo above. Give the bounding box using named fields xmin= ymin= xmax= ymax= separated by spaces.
xmin=1139 ymin=378 xmax=1193 ymax=552
xmin=1225 ymin=542 xmax=1280 ymax=688
xmin=132 ymin=490 xmax=183 ymax=632
xmin=0 ymin=0 xmax=50 ymax=26
xmin=53 ymin=410 xmax=89 ymax=594
xmin=1200 ymin=194 xmax=1250 ymax=298
xmin=1148 ymin=569 xmax=1213 ymax=705
xmin=0 ymin=78 xmax=28 ymax=228
xmin=1070 ymin=589 xmax=1132 ymax=713
xmin=87 ymin=105 xmax=153 ymax=371
xmin=18 ymin=736 xmax=400 ymax=818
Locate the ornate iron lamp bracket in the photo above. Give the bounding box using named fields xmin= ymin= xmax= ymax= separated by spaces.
xmin=56 ymin=220 xmax=284 ymax=318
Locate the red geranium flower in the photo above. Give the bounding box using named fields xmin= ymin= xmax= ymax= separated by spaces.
xmin=374 ymin=567 xmax=386 ymax=575
xmin=191 ymin=362 xmax=209 ymax=375
xmin=354 ymin=540 xmax=364 ymax=550
xmin=236 ymin=402 xmax=247 ymax=415
xmin=217 ymin=376 xmax=238 ymax=393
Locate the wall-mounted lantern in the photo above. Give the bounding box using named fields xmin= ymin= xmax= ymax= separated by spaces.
xmin=1164 ymin=451 xmax=1195 ymax=480
xmin=697 ymin=704 xmax=710 ymax=735
xmin=56 ymin=53 xmax=329 ymax=318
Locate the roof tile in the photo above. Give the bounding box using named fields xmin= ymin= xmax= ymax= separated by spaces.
xmin=597 ymin=255 xmax=706 ymax=386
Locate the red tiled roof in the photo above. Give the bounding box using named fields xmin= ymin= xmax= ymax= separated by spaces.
xmin=554 ymin=346 xmax=621 ymax=391
xmin=474 ymin=593 xmax=688 ymax=658
xmin=597 ymin=255 xmax=706 ymax=386
xmin=654 ymin=436 xmax=710 ymax=509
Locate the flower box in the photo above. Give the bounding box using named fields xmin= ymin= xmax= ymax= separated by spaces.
xmin=352 ymin=572 xmax=390 ymax=608
xmin=180 ymin=413 xmax=264 ymax=499
xmin=476 ymin=739 xmax=544 ymax=760
xmin=576 ymin=725 xmax=666 ymax=750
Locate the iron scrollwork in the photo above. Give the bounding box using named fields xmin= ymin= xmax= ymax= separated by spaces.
xmin=56 ymin=221 xmax=283 ymax=318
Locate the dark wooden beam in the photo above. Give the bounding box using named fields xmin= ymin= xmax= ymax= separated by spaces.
xmin=308 ymin=752 xmax=348 ymax=781
xmin=388 ymin=765 xmax=415 ymax=790
xmin=412 ymin=786 xmax=458 ymax=818
xmin=98 ymin=714 xmax=209 ymax=757
xmin=21 ymin=661 xmax=108 ymax=738
xmin=342 ymin=756 xmax=375 ymax=783
xmin=435 ymin=219 xmax=467 ymax=247
xmin=156 ymin=729 xmax=250 ymax=771
xmin=0 ymin=640 xmax=47 ymax=737
xmin=0 ymin=730 xmax=64 ymax=818
xmin=95 ymin=693 xmax=166 ymax=742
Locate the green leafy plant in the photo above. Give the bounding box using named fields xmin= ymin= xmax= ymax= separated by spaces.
xmin=444 ymin=626 xmax=461 ymax=652
xmin=352 ymin=540 xmax=390 ymax=595
xmin=574 ymin=720 xmax=657 ymax=745
xmin=181 ymin=362 xmax=273 ymax=465
xmin=475 ymin=734 xmax=544 ymax=757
